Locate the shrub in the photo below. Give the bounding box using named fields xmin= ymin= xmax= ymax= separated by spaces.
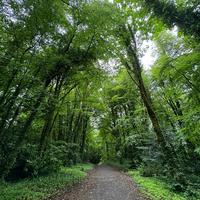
xmin=139 ymin=159 xmax=165 ymax=177
xmin=6 ymin=141 xmax=82 ymax=180
xmin=52 ymin=141 xmax=81 ymax=166
xmin=104 ymin=160 xmax=131 ymax=172
xmin=1 ymin=163 xmax=94 ymax=200
xmin=6 ymin=143 xmax=62 ymax=180
xmin=87 ymin=149 xmax=101 ymax=164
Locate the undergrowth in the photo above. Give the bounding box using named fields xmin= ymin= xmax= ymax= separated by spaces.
xmin=0 ymin=163 xmax=94 ymax=200
xmin=128 ymin=170 xmax=200 ymax=200
xmin=103 ymin=160 xmax=130 ymax=171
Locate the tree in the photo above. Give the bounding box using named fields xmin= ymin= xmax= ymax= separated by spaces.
xmin=139 ymin=0 xmax=200 ymax=40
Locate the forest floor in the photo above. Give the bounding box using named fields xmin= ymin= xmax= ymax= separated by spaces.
xmin=0 ymin=163 xmax=94 ymax=200
xmin=51 ymin=165 xmax=150 ymax=200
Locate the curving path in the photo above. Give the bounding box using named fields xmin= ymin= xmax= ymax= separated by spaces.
xmin=52 ymin=165 xmax=150 ymax=200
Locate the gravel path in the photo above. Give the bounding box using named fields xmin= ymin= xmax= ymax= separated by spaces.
xmin=52 ymin=165 xmax=150 ymax=200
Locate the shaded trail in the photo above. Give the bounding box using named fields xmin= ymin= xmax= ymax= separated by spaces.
xmin=52 ymin=165 xmax=150 ymax=200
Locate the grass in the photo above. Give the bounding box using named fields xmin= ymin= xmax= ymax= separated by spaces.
xmin=0 ymin=163 xmax=94 ymax=200
xmin=128 ymin=170 xmax=200 ymax=200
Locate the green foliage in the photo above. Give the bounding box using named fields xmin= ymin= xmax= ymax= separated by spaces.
xmin=86 ymin=147 xmax=101 ymax=164
xmin=0 ymin=0 xmax=122 ymax=178
xmin=104 ymin=160 xmax=131 ymax=172
xmin=0 ymin=0 xmax=200 ymax=198
xmin=52 ymin=141 xmax=81 ymax=166
xmin=141 ymin=0 xmax=200 ymax=40
xmin=128 ymin=170 xmax=200 ymax=200
xmin=0 ymin=163 xmax=93 ymax=200
xmin=129 ymin=160 xmax=200 ymax=198
xmin=139 ymin=162 xmax=163 ymax=177
xmin=6 ymin=142 xmax=81 ymax=180
xmin=6 ymin=143 xmax=61 ymax=179
xmin=83 ymin=130 xmax=102 ymax=164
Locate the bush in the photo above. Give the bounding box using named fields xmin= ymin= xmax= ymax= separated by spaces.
xmin=52 ymin=141 xmax=81 ymax=166
xmin=139 ymin=159 xmax=165 ymax=177
xmin=83 ymin=144 xmax=102 ymax=164
xmin=104 ymin=160 xmax=131 ymax=172
xmin=1 ymin=163 xmax=94 ymax=200
xmin=87 ymin=149 xmax=101 ymax=164
xmin=6 ymin=143 xmax=62 ymax=180
xmin=6 ymin=141 xmax=81 ymax=180
xmin=128 ymin=170 xmax=190 ymax=200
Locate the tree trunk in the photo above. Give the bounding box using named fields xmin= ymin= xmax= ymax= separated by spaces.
xmin=73 ymin=112 xmax=82 ymax=143
xmin=80 ymin=115 xmax=89 ymax=154
xmin=39 ymin=105 xmax=56 ymax=153
xmin=122 ymin=25 xmax=181 ymax=178
xmin=124 ymin=25 xmax=168 ymax=150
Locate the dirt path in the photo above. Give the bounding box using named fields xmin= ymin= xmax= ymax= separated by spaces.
xmin=52 ymin=165 xmax=150 ymax=200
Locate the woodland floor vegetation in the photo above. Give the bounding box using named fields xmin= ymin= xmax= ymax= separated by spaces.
xmin=0 ymin=0 xmax=200 ymax=199
xmin=0 ymin=163 xmax=94 ymax=200
xmin=129 ymin=170 xmax=200 ymax=200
